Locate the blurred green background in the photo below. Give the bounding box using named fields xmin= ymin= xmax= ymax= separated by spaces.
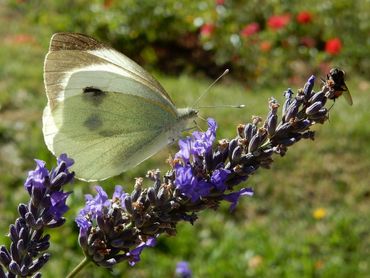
xmin=0 ymin=0 xmax=369 ymax=277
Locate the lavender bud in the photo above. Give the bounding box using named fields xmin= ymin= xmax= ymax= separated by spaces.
xmin=131 ymin=178 xmax=143 ymax=201
xmin=267 ymin=114 xmax=278 ymax=136
xmin=147 ymin=187 xmax=157 ymax=206
xmin=31 ymin=187 xmax=44 ymax=207
xmin=8 ymin=225 xmax=18 ymax=243
xmin=96 ymin=215 xmax=106 ymax=234
xmin=212 ymin=150 xmax=227 ymax=168
xmin=53 ymin=160 xmax=67 ymax=176
xmin=302 ymin=131 xmax=315 ymax=140
xmin=237 ymin=124 xmax=245 ymax=138
xmin=282 ymin=88 xmax=294 ymax=117
xmin=248 ymin=128 xmax=267 ymax=153
xmin=35 ymin=242 xmax=50 ymax=253
xmin=309 ymin=91 xmax=325 ymax=104
xmin=140 ymin=224 xmax=160 ymax=235
xmin=34 ymin=219 xmax=44 ymax=230
xmin=110 ymin=239 xmax=125 ymax=248
xmin=25 ymin=212 xmax=36 ymax=228
xmin=28 ymin=254 xmax=50 ymax=273
xmin=50 ymin=172 xmax=68 ymax=188
xmin=228 ymin=138 xmax=238 ymax=161
xmin=248 ymin=134 xmax=261 ymax=153
xmin=157 ymin=186 xmax=170 ymax=206
xmin=239 ymin=153 xmax=255 ymax=165
xmin=19 ymin=227 xmax=29 ymax=244
xmin=243 ymin=123 xmax=254 ymax=141
xmin=28 ymin=204 xmax=38 ymax=220
xmin=9 ymin=261 xmax=21 ymax=275
xmin=213 ymin=139 xmax=229 ymax=166
xmin=231 ymin=146 xmax=243 ymax=163
xmin=18 ymin=204 xmax=28 ymax=219
xmin=41 ymin=212 xmax=53 ymax=224
xmin=252 ymin=116 xmax=262 ymax=126
xmin=154 ymin=172 xmax=161 ymax=193
xmin=309 ymin=108 xmax=328 ymax=120
xmin=278 ymin=138 xmax=297 ymax=146
xmin=99 ymin=258 xmax=117 ymax=268
xmin=285 ymin=103 xmax=299 ymax=121
xmin=303 ymin=75 xmax=315 ymax=99
xmin=292 ymin=119 xmax=311 ymax=131
xmin=23 ymin=254 xmax=31 ymax=268
xmin=20 ymin=266 xmax=28 ymax=277
xmin=273 ymin=122 xmax=293 ymax=137
xmin=205 ymin=148 xmax=213 ymax=171
xmin=0 ymin=249 xmax=11 ymax=266
xmin=10 ymin=243 xmax=20 ymax=263
xmin=39 ymin=234 xmax=50 ymax=244
xmin=0 ymin=246 xmax=11 ymax=265
xmin=306 ymin=101 xmax=323 ymax=115
xmin=124 ymin=196 xmax=134 ymax=214
xmin=16 ymin=240 xmax=25 ymax=256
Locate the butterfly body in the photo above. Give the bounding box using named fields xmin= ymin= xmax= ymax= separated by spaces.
xmin=43 ymin=33 xmax=197 ymax=181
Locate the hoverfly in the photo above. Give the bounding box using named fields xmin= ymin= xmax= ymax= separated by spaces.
xmin=324 ymin=68 xmax=353 ymax=105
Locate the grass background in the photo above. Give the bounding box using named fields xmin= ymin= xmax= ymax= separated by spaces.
xmin=0 ymin=3 xmax=369 ymax=277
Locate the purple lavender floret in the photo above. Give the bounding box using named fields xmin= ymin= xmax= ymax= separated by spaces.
xmin=174 ymin=118 xmax=238 ymax=205
xmin=176 ymin=261 xmax=192 ymax=278
xmin=223 ymin=188 xmax=254 ymax=211
xmin=0 ymin=154 xmax=74 ymax=277
xmin=126 ymin=237 xmax=156 ymax=266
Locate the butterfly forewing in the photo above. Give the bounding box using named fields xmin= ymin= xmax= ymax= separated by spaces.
xmin=42 ymin=33 xmax=195 ymax=181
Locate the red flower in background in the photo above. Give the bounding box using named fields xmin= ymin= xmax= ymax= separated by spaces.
xmin=260 ymin=41 xmax=272 ymax=52
xmin=240 ymin=22 xmax=260 ymax=37
xmin=216 ymin=0 xmax=225 ymax=5
xmin=267 ymin=14 xmax=291 ymax=30
xmin=296 ymin=11 xmax=313 ymax=24
xmin=200 ymin=23 xmax=215 ymax=37
xmin=325 ymin=38 xmax=342 ymax=55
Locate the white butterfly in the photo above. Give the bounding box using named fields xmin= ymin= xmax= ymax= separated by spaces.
xmin=42 ymin=33 xmax=197 ymax=181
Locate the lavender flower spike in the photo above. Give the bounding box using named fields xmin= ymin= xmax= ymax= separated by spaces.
xmin=71 ymin=69 xmax=349 ymax=275
xmin=0 ymin=154 xmax=74 ymax=277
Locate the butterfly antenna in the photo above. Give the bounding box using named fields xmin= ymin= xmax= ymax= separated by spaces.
xmin=192 ymin=69 xmax=229 ymax=108
xmin=197 ymin=104 xmax=246 ymax=109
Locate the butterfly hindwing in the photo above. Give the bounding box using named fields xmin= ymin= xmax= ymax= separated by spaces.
xmin=43 ymin=90 xmax=179 ymax=181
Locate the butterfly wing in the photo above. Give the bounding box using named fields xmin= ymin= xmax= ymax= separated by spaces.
xmin=43 ymin=33 xmax=182 ymax=181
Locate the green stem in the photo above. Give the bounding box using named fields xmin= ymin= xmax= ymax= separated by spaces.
xmin=66 ymin=257 xmax=90 ymax=278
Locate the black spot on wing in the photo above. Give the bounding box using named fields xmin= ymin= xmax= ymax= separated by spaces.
xmin=83 ymin=87 xmax=106 ymax=106
xmin=84 ymin=114 xmax=102 ymax=130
